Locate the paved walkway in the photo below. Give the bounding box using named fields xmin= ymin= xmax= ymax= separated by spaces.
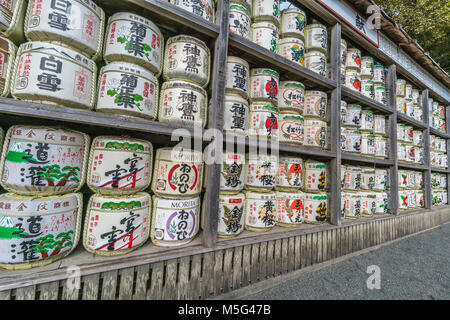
xmin=233 ymin=223 xmax=450 ymax=300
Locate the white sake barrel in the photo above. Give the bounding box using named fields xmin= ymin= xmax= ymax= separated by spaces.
xmin=276 ymin=191 xmax=304 ymax=227
xmin=151 ymin=195 xmax=200 ymax=247
xmin=375 ymin=192 xmax=388 ymax=214
xmin=248 ymin=103 xmax=279 ymax=139
xmin=396 ymin=96 xmax=406 ymax=114
xmin=163 ymin=35 xmax=210 ymax=88
xmin=417 ymin=190 xmax=425 ymax=207
xmin=361 ymin=133 xmax=375 ymax=156
xmin=415 ymin=146 xmax=424 ymax=164
xmin=0 ymin=36 xmax=16 ymax=97
xmin=397 ymin=123 xmax=406 ymax=141
xmin=304 ymin=90 xmax=327 ymax=120
xmin=373 ymin=64 xmax=385 ymax=84
xmin=342 ymin=192 xmax=361 ymax=219
xmin=280 ymin=8 xmax=306 ymax=41
xmin=374 ymin=85 xmax=387 ymax=105
xmin=25 ymin=0 xmax=104 ymax=61
xmin=305 ymin=24 xmax=327 ymax=53
xmin=251 ymin=21 xmax=279 ymax=53
xmin=84 ymin=193 xmax=151 ymax=256
xmin=361 ymin=167 xmax=375 ymax=191
xmin=86 ymin=136 xmax=153 ymax=195
xmin=151 ymin=148 xmax=203 ymax=198
xmin=12 ymin=41 xmax=97 ymax=110
xmin=413 ymin=105 xmax=423 ymax=122
xmin=0 ymin=0 xmax=26 ymax=43
xmin=224 ymin=94 xmax=249 ymax=135
xmin=361 ymin=193 xmax=377 ymax=217
xmin=305 ymin=50 xmax=327 ymax=77
xmin=396 ymin=78 xmax=406 ymax=97
xmin=245 ymin=153 xmax=277 ymax=191
xmin=303 ymin=193 xmax=327 ymax=224
xmin=303 ymin=160 xmax=327 ymax=192
xmin=404 ymin=125 xmax=413 ymax=143
xmin=374 ymin=115 xmax=386 ymax=135
xmin=346 ymin=48 xmax=361 ymax=70
xmin=158 ymin=80 xmax=207 ymax=128
xmin=276 ymin=156 xmax=303 ymax=191
xmin=226 ymin=56 xmax=250 ymax=99
xmin=229 ymin=3 xmax=251 ymax=40
xmin=279 ymin=112 xmax=303 ymax=144
xmin=252 ymin=0 xmax=281 ymax=26
xmin=360 ymin=109 xmax=374 ymax=132
xmin=250 ymin=68 xmax=279 ymax=104
xmin=278 ymin=81 xmax=305 ymax=114
xmin=234 ymin=0 xmax=252 ymax=12
xmin=344 ymin=129 xmax=361 ymax=153
xmin=398 ymin=190 xmax=408 ymax=210
xmin=341 ymin=165 xmax=361 ymax=191
xmin=398 ymin=170 xmax=408 ymax=188
xmin=170 ymin=0 xmax=215 ymax=22
xmin=412 ymin=88 xmax=420 ymax=105
xmin=96 ymin=62 xmax=159 ymax=119
xmin=303 ymin=119 xmax=327 ymax=149
xmin=278 ymin=37 xmax=305 ymax=66
xmin=244 ymin=190 xmax=276 ymax=232
xmin=345 ymin=68 xmax=361 ymax=92
xmin=374 ymin=135 xmax=388 ymax=158
xmin=104 ymin=12 xmax=163 ymax=76
xmin=214 ymin=192 xmax=245 ymax=238
xmin=406 ymin=100 xmax=414 ymax=118
xmin=340 ymin=127 xmax=348 ymax=151
xmin=405 ymin=84 xmax=413 ymax=101
xmin=0 ymin=125 xmax=89 ymax=195
xmin=341 ymin=39 xmax=347 ymax=66
xmin=0 ymin=193 xmax=82 ymax=269
xmin=413 ymin=130 xmax=424 ymax=146
xmin=361 ymin=78 xmax=375 ymax=100
xmin=220 ymin=151 xmax=245 ymax=193
xmin=361 ymin=56 xmax=374 ymax=78
xmin=374 ymin=169 xmax=388 ymax=191
xmin=398 ymin=143 xmax=408 ymax=162
xmin=340 ymin=100 xmax=348 ymax=124
xmin=438 ymin=104 xmax=446 ymax=119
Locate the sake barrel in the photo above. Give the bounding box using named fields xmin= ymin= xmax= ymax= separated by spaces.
xmin=83 ymin=193 xmax=151 ymax=256
xmin=305 ymin=24 xmax=327 ymax=53
xmin=361 ymin=78 xmax=375 ymax=100
xmin=341 ymin=165 xmax=361 ymax=191
xmin=229 ymin=3 xmax=251 ymax=40
xmin=305 ymin=50 xmax=327 ymax=77
xmin=276 ymin=156 xmax=303 ymax=191
xmin=341 ymin=39 xmax=347 ymax=66
xmin=345 ymin=68 xmax=361 ymax=92
xmin=304 ymin=90 xmax=327 ymax=120
xmin=280 ymin=7 xmax=306 ymax=41
xmin=244 ymin=191 xmax=276 ymax=232
xmin=151 ymin=148 xmax=203 ymax=198
xmin=340 ymin=100 xmax=347 ymax=124
xmin=226 ymin=56 xmax=250 ymax=99
xmin=396 ymin=78 xmax=406 ymax=97
xmin=248 ymin=103 xmax=279 ymax=139
xmin=278 ymin=37 xmax=305 ymax=66
xmin=251 ymin=21 xmax=279 ymax=53
xmin=413 ymin=130 xmax=424 ymax=146
xmin=374 ymin=114 xmax=386 ymax=135
xmin=245 ymin=153 xmax=277 ymax=191
xmin=397 ymin=123 xmax=406 ymax=141
xmin=96 ymin=62 xmax=159 ymax=119
xmin=234 ymin=0 xmax=252 ymax=11
xmin=303 ymin=193 xmax=327 ymax=224
xmin=303 ymin=118 xmax=327 ymax=149
xmin=397 ymin=143 xmax=407 ymax=162
xmin=360 ymin=167 xmax=375 ymax=191
xmin=398 ymin=170 xmax=408 ymax=188
xmin=250 ymin=68 xmax=279 ymax=104
xmin=0 ymin=0 xmax=26 ymax=44
xmin=252 ymin=0 xmax=281 ymax=26
xmin=278 ymin=112 xmax=303 ymax=144
xmin=11 ymin=41 xmax=97 ymax=110
xmin=0 ymin=36 xmax=16 ymax=97
xmin=361 ymin=56 xmax=374 ymax=78
xmin=359 ymin=109 xmax=374 ymax=132
xmin=278 ymin=81 xmax=305 ymax=114
xmin=224 ymin=94 xmax=249 ymax=135
xmin=0 ymin=125 xmax=89 ymax=195
xmin=275 ymin=191 xmax=304 ymax=227
xmin=215 ymin=192 xmax=245 ymax=238
xmin=415 ymin=146 xmax=424 ymax=164
xmin=104 ymin=12 xmax=163 ymax=76
xmin=25 ymin=0 xmax=104 ymax=61
xmin=374 ymin=192 xmax=388 ymax=214
xmin=361 ymin=133 xmax=375 ymax=156
xmin=345 ymin=48 xmax=361 ymax=70
xmin=342 ymin=192 xmax=361 ymax=219
xmin=220 ymin=151 xmax=245 ymax=193
xmin=405 ymin=84 xmax=413 ymax=101
xmin=399 ymin=190 xmax=409 ymax=210
xmin=170 ymin=0 xmax=215 ymax=22
xmin=87 ymin=136 xmax=153 ymax=195
xmin=361 ymin=193 xmax=376 ymax=217
xmin=374 ymin=85 xmax=387 ymax=105
xmin=417 ymin=189 xmax=425 ymax=207
xmin=303 ymin=160 xmax=327 ymax=192
xmin=406 ymin=100 xmax=414 ymax=118
xmin=0 ymin=193 xmax=83 ymax=270
xmin=151 ymin=195 xmax=200 ymax=247
xmin=163 ymin=35 xmax=210 ymax=88
xmin=374 ymin=135 xmax=388 ymax=158
xmin=373 ymin=64 xmax=385 ymax=84
xmin=158 ymin=80 xmax=207 ymax=128
xmin=344 ymin=129 xmax=361 ymax=153
xmin=396 ymin=97 xmax=406 ymax=114
xmin=404 ymin=125 xmax=414 ymax=143
xmin=412 ymin=88 xmax=420 ymax=105
xmin=374 ymin=169 xmax=388 ymax=191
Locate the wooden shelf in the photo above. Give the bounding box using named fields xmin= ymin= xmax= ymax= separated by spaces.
xmin=341 ymin=153 xmax=393 ymax=166
xmin=342 ymin=87 xmax=394 ymax=114
xmin=431 ymin=167 xmax=450 ymax=173
xmin=228 ymin=33 xmax=337 ymax=91
xmin=398 ymin=162 xmax=428 ymax=171
xmin=397 ymin=113 xmax=428 ymax=129
xmin=430 ymin=128 xmax=450 ymax=139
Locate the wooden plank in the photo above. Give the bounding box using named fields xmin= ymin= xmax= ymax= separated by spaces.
xmin=62 ymin=276 xmax=79 ymax=300
xmin=178 ymin=256 xmax=191 ymax=300
xmin=82 ymin=273 xmax=100 ymax=301
xmin=294 ymin=236 xmax=301 ymax=270
xmin=212 ymin=250 xmax=224 ymax=297
xmin=101 ymin=270 xmax=118 ymax=300
xmin=232 ymin=246 xmax=243 ymax=290
xmin=242 ymin=245 xmax=251 ymax=287
xmin=288 ymin=237 xmax=295 ymax=272
xmin=322 ymin=231 xmax=328 ymax=262
xmin=0 ymin=290 xmax=11 ymax=300
xmin=147 ymin=262 xmax=163 ymax=300
xmin=133 ymin=264 xmax=150 ymax=300
xmin=118 ymin=267 xmax=135 ymax=300
xmin=201 ymin=252 xmax=214 ymax=299
xmin=305 ymin=234 xmax=312 ymax=266
xmin=274 ymin=239 xmax=282 ymax=276
xmin=259 ymin=242 xmax=267 ymax=280
xmin=300 ymin=235 xmax=307 ymax=268
xmin=38 ymin=282 xmax=59 ymax=300
xmin=318 ymin=231 xmax=324 ymax=263
xmin=222 ymin=249 xmax=233 ymax=293
xmin=189 ymin=254 xmax=202 ymax=300
xmin=267 ymin=240 xmax=275 ymax=278
xmin=349 ymin=225 xmax=354 ymax=253
xmin=162 ymin=260 xmax=178 ymax=300
xmin=281 ymin=238 xmax=289 ymax=274
xmin=251 ymin=243 xmax=260 ymax=283
xmin=311 ymin=232 xmax=317 ymax=265
xmin=15 ymin=285 xmax=36 ymax=300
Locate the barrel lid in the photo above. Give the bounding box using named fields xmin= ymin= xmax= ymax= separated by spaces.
xmin=90 ymin=192 xmax=151 ymax=210
xmin=101 ymin=61 xmax=157 ymax=83
xmin=306 ymin=24 xmax=327 ymax=29
xmin=280 ymin=81 xmax=305 ymax=90
xmin=156 ymin=147 xmax=203 ymax=163
xmin=245 ymin=190 xmax=276 ymax=199
xmin=227 ymin=56 xmax=250 ymax=68
xmin=250 ymin=103 xmax=279 ymax=113
xmin=305 ymin=90 xmax=327 ymax=96
xmin=279 ymin=37 xmax=304 ymax=45
xmin=153 ymin=195 xmax=200 ymax=209
xmin=251 ymin=21 xmax=279 ymax=30
xmin=166 ymin=34 xmax=209 ymax=52
xmin=281 ymin=7 xmax=306 ymax=16
xmin=225 ymin=94 xmax=249 ymax=105
xmin=230 ymin=3 xmax=250 ymax=15
xmin=305 ymin=50 xmax=326 ymax=57
xmin=92 ymin=136 xmax=153 ymax=154
xmin=250 ymin=68 xmax=280 ymax=78
xmin=280 ymin=113 xmax=303 ymax=121
xmin=161 ymin=80 xmax=207 ymax=94
xmin=108 ymin=12 xmax=162 ymax=37
xmin=0 ymin=193 xmax=81 ymax=216
xmin=275 ymin=191 xmax=304 ymax=198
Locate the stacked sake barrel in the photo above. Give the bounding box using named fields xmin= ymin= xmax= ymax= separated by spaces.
xmin=0 ymin=125 xmax=89 ymax=269
xmin=250 ymin=0 xmax=280 ymax=53
xmin=304 ymin=20 xmax=328 ymax=78
xmin=83 ymin=136 xmax=153 ymax=256
xmin=432 ymin=173 xmax=448 ymax=207
xmin=396 ymin=79 xmax=424 ymax=121
xmin=398 ymin=170 xmax=425 ymax=211
xmin=430 ymin=134 xmax=448 ymax=169
xmin=0 ymin=0 xmax=26 ymax=43
xmin=429 ymin=97 xmax=447 ymax=133
xmin=170 ymin=0 xmax=216 ymax=23
xmin=397 ymin=123 xmax=425 ymax=165
xmin=278 ymin=6 xmax=307 ymax=67
xmin=341 ymin=165 xmax=389 ymax=219
xmin=340 ymin=101 xmax=388 ymax=159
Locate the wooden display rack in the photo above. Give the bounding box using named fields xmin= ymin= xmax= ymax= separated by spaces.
xmin=0 ymin=0 xmax=449 ymax=300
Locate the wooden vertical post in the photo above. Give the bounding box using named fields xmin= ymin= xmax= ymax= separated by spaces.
xmin=387 ymin=64 xmax=399 ymax=215
xmin=422 ymin=89 xmax=432 ymax=209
